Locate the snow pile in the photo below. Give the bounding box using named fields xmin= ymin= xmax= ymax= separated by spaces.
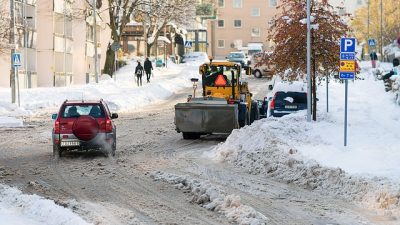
xmin=206 ymin=69 xmax=400 ymax=214
xmin=151 ymin=171 xmax=269 ymax=225
xmin=0 ymin=184 xmax=91 ymax=225
xmin=0 ymin=116 xmax=23 ymax=127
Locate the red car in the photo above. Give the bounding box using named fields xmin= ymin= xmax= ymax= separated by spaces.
xmin=51 ymin=99 xmax=118 ymax=158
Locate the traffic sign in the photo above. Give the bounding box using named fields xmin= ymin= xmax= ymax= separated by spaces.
xmin=340 ymin=38 xmax=356 ymax=53
xmin=340 ymin=53 xmax=355 ymax=60
xmin=368 ymin=39 xmax=376 ymax=47
xmin=184 ymin=41 xmax=192 ymax=48
xmin=340 ymin=60 xmax=355 ymax=72
xmin=12 ymin=53 xmax=21 ymax=67
xmin=340 ymin=72 xmax=355 ymax=79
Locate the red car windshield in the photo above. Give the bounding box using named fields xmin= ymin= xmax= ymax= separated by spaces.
xmin=62 ymin=104 xmax=105 ymax=118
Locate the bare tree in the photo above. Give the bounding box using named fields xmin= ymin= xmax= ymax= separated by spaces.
xmin=139 ymin=0 xmax=196 ymax=57
xmin=0 ymin=0 xmax=10 ymax=54
xmin=87 ymin=0 xmax=144 ymax=76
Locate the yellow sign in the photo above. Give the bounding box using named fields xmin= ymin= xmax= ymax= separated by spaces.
xmin=340 ymin=60 xmax=355 ymax=72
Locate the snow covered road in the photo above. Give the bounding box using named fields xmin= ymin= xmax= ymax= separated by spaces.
xmin=1 ymin=73 xmax=398 ymax=224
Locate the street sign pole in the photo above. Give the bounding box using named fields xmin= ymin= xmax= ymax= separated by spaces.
xmin=339 ymin=37 xmax=356 ymax=147
xmin=344 ymin=80 xmax=348 ymax=146
xmin=10 ymin=0 xmax=16 ymax=104
xmin=326 ymin=74 xmax=329 ymax=113
xmin=306 ymin=0 xmax=312 ymax=122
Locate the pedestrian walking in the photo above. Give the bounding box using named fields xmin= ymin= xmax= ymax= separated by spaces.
xmin=135 ymin=61 xmax=144 ymax=86
xmin=144 ymin=57 xmax=153 ymax=83
xmin=370 ymin=51 xmax=378 ymax=68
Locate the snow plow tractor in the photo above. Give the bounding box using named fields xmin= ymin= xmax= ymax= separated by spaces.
xmin=174 ymin=61 xmax=260 ymax=139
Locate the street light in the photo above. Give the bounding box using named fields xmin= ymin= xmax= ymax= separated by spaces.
xmin=306 ymin=0 xmax=312 ymax=122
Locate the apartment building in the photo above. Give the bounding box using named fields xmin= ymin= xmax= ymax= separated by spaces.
xmin=0 ymin=0 xmax=110 ymax=88
xmin=208 ymin=0 xmax=279 ymax=59
xmin=330 ymin=0 xmax=365 ymax=15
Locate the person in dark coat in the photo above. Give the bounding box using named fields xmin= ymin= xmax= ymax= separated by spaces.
xmin=135 ymin=61 xmax=144 ymax=86
xmin=382 ymin=58 xmax=399 ymax=80
xmin=144 ymin=58 xmax=153 ymax=83
xmin=370 ymin=51 xmax=378 ymax=68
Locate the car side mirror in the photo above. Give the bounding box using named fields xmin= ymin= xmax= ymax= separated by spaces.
xmin=268 ymin=85 xmax=273 ymax=90
xmin=51 ymin=113 xmax=57 ymax=120
xmin=111 ymin=113 xmax=118 ymax=119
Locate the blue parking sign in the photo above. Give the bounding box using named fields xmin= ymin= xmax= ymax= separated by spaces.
xmin=340 ymin=38 xmax=356 ymax=53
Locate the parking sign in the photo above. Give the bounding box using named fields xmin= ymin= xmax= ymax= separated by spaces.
xmin=340 ymin=38 xmax=356 ymax=53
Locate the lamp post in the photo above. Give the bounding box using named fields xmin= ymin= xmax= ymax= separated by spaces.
xmin=93 ymin=0 xmax=99 ymax=83
xmin=380 ymin=0 xmax=383 ymax=58
xmin=306 ymin=0 xmax=312 ymax=122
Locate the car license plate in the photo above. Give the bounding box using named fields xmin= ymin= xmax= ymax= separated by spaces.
xmin=285 ymin=105 xmax=297 ymax=109
xmin=61 ymin=141 xmax=80 ymax=147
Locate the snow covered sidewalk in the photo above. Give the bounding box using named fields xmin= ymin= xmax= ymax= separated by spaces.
xmin=0 ymin=60 xmax=201 ymax=127
xmin=0 ymin=184 xmax=91 ymax=225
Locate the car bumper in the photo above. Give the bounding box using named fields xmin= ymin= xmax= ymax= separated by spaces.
xmin=53 ymin=132 xmax=115 ymax=150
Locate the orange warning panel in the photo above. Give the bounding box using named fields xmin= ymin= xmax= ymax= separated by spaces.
xmin=340 ymin=60 xmax=355 ymax=72
xmin=215 ymin=74 xmax=227 ymax=86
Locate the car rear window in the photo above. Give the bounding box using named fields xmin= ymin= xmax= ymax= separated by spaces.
xmin=275 ymin=92 xmax=307 ymax=104
xmin=62 ymin=104 xmax=105 ymax=118
xmin=229 ymin=53 xmax=244 ymax=58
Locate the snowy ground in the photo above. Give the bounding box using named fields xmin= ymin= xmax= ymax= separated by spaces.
xmin=206 ymin=61 xmax=400 ymax=214
xmin=0 ymin=184 xmax=91 ymax=225
xmin=0 ymin=59 xmax=201 ymax=122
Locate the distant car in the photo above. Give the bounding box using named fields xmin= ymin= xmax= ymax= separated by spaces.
xmin=51 ymin=99 xmax=118 ymax=158
xmin=265 ymin=81 xmax=308 ymax=117
xmin=226 ymin=52 xmax=249 ymax=68
xmin=182 ymin=52 xmax=210 ymax=64
xmin=249 ymin=52 xmax=274 ymax=79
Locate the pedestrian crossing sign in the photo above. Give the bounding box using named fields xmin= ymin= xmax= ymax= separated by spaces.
xmin=184 ymin=41 xmax=192 ymax=48
xmin=12 ymin=53 xmax=21 ymax=67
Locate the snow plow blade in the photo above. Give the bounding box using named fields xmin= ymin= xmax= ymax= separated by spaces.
xmin=174 ymin=102 xmax=239 ymax=134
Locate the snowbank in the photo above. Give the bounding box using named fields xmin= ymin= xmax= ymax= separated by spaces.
xmin=0 ymin=117 xmax=23 ymax=127
xmin=206 ymin=65 xmax=400 ymax=214
xmin=151 ymin=171 xmax=269 ymax=225
xmin=0 ymin=184 xmax=91 ymax=225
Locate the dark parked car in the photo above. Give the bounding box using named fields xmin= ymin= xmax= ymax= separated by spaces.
xmin=51 ymin=99 xmax=118 ymax=158
xmin=269 ymin=91 xmax=307 ymax=117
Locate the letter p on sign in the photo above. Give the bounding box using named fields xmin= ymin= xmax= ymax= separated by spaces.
xmin=341 ymin=38 xmax=356 ymax=53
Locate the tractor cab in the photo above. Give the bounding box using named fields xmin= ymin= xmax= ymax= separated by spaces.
xmin=200 ymin=62 xmax=242 ymax=100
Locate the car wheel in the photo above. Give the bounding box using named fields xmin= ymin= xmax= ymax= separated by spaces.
xmin=254 ymin=70 xmax=262 ymax=78
xmin=53 ymin=145 xmax=61 ymax=159
xmin=112 ymin=139 xmax=116 ymax=157
xmin=250 ymin=101 xmax=260 ymax=124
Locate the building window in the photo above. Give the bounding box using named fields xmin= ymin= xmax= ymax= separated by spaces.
xmin=234 ymin=19 xmax=242 ymax=28
xmin=217 ymin=40 xmax=225 ymax=48
xmin=218 ymin=0 xmax=224 ymax=7
xmin=268 ymin=19 xmax=275 ymax=28
xmin=269 ymin=0 xmax=277 ymax=7
xmin=251 ymin=8 xmax=260 ymax=16
xmin=251 ymin=28 xmax=260 ymax=37
xmin=217 ymin=20 xmax=224 ymax=27
xmin=233 ymin=0 xmax=242 ymax=8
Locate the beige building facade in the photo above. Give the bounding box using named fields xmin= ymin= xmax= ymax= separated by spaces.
xmin=0 ymin=0 xmax=111 ymax=88
xmin=208 ymin=0 xmax=279 ymax=59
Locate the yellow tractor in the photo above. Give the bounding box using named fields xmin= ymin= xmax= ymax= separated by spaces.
xmin=174 ymin=61 xmax=260 ymax=139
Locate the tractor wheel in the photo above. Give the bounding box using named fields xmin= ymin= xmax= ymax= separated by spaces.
xmin=182 ymin=132 xmax=201 ymax=140
xmin=250 ymin=101 xmax=260 ymax=124
xmin=254 ymin=70 xmax=262 ymax=78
